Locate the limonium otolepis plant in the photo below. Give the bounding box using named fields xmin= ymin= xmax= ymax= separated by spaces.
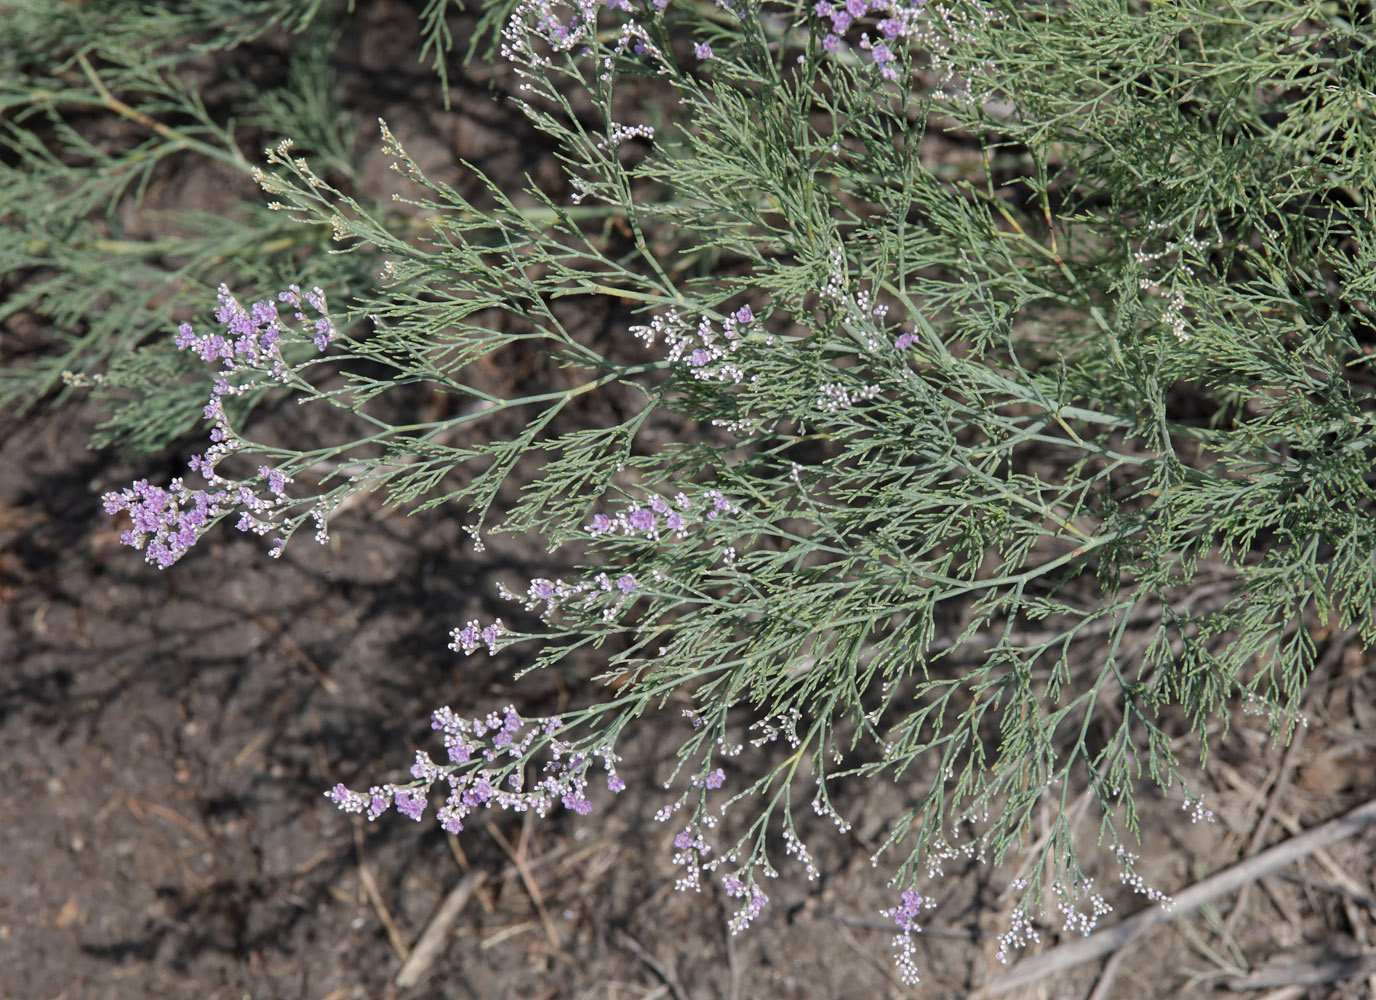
xmin=103 ymin=0 xmax=1376 ymax=984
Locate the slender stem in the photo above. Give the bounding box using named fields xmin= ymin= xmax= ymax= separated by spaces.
xmin=75 ymin=53 xmax=250 ymax=172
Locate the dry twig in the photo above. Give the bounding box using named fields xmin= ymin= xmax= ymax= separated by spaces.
xmin=615 ymin=929 xmax=691 ymax=1000
xmin=233 ymin=597 xmax=340 ymax=693
xmin=486 ymin=820 xmax=563 ymax=949
xmin=354 ymin=825 xmax=410 ymax=964
xmin=393 ymin=871 xmax=487 ymax=989
xmin=1222 ymin=627 xmax=1360 ymax=942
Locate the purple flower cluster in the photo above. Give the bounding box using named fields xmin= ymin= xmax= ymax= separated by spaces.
xmin=327 ymin=706 xmax=625 ymax=833
xmin=103 ymin=284 xmax=335 ymax=568
xmin=473 ymin=488 xmax=741 ymax=637
xmin=629 ymin=305 xmax=759 ymax=385
xmin=505 ymin=0 xmax=930 ymax=86
xmin=102 ymin=478 xmax=228 ymax=570
xmin=448 ymin=618 xmax=505 ymax=655
xmin=887 ymin=888 xmax=928 ymax=930
xmin=722 ymin=873 xmax=770 ymax=934
xmin=671 ymin=826 xmax=714 ymax=892
xmin=178 ymin=283 xmax=335 ymax=396
xmin=102 ymin=469 xmax=294 ymax=570
xmin=494 ymin=566 xmax=646 ymax=631
xmin=585 ymin=488 xmax=736 ymax=542
xmin=882 ymin=889 xmax=929 ymax=984
xmin=813 ymin=0 xmax=926 ymax=80
xmin=502 ymin=0 xmax=676 ymax=79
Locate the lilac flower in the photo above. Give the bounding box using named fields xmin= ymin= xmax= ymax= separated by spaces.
xmin=411 ymin=751 xmax=441 ymax=782
xmin=616 ymin=574 xmax=638 ymax=594
xmin=313 ymin=317 xmax=334 ymax=350
xmin=704 ymin=768 xmax=726 ymax=789
xmin=723 ymin=876 xmax=769 ymax=933
xmin=694 ymin=41 xmax=712 ymax=60
xmin=394 ymin=790 xmax=427 ymax=821
xmin=735 ymin=305 xmax=754 ymax=324
xmin=562 ymin=791 xmax=593 ymax=814
xmin=889 ymin=889 xmax=928 ymax=929
xmin=894 ymin=331 xmax=915 ymax=351
xmin=438 ymin=808 xmax=464 ymax=835
xmin=360 ymin=704 xmax=599 ymax=837
xmin=450 ymin=621 xmax=481 ymax=654
xmin=260 ymin=466 xmax=290 ymax=496
xmin=327 ymin=783 xmax=367 ymax=813
xmin=626 ymin=507 xmax=655 ymax=533
xmin=885 ymin=889 xmax=930 ymax=984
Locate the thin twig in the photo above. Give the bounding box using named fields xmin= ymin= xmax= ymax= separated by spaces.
xmin=73 ymin=52 xmax=248 ymax=169
xmin=724 ymin=912 xmax=742 ymax=1000
xmin=1275 ymin=870 xmax=1376 ymax=911
xmin=1214 ymin=761 xmax=1373 ymax=912
xmin=486 ymin=820 xmax=562 ymax=949
xmin=393 ymin=871 xmax=487 ymax=989
xmin=75 ymin=52 xmax=183 ymax=143
xmin=1086 ymin=946 xmax=1129 ymax=1000
xmin=1224 ymin=951 xmax=1376 ymax=990
xmin=354 ymin=826 xmax=410 ymax=964
xmin=614 ymin=929 xmax=691 ymax=1000
xmin=1222 ymin=626 xmax=1357 ymax=941
xmin=1251 ymin=626 xmax=1358 ymax=852
xmin=983 ymin=795 xmax=1376 ymax=995
xmin=234 ymin=598 xmax=340 ymax=693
